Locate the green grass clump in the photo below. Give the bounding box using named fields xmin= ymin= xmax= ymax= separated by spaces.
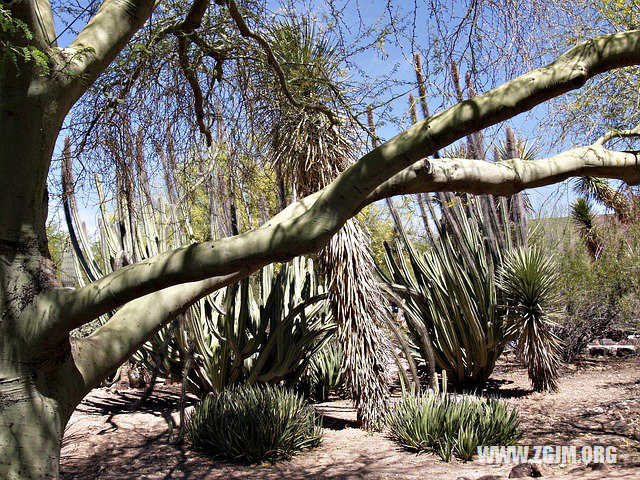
xmin=187 ymin=384 xmax=322 ymax=463
xmin=387 ymin=391 xmax=522 ymax=461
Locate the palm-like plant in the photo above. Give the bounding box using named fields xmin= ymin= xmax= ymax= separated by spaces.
xmin=254 ymin=15 xmax=392 ymax=429
xmin=499 ymin=246 xmax=562 ymax=392
xmin=574 ymin=176 xmax=634 ymax=224
xmin=571 ymin=197 xmax=603 ymax=260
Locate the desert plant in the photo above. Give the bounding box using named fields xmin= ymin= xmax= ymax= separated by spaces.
xmin=133 ymin=257 xmax=335 ymax=396
xmin=499 ymin=246 xmax=563 ymax=392
xmin=571 ymin=197 xmax=603 ymax=260
xmin=63 ymin=155 xmax=334 ymax=396
xmin=552 ymin=219 xmax=640 ymax=359
xmin=257 ymin=15 xmax=392 ymax=428
xmin=187 ymin=384 xmax=322 ymax=463
xmin=295 ymin=341 xmax=345 ymax=401
xmin=381 ymin=194 xmax=561 ymax=391
xmin=574 ymin=176 xmax=636 ymax=224
xmin=380 ymin=195 xmax=514 ymax=386
xmin=387 ymin=391 xmax=522 ymax=461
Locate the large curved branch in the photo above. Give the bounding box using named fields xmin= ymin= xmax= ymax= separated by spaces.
xmin=368 ymin=146 xmax=640 ymax=201
xmin=30 ymin=145 xmax=639 ymax=350
xmin=57 ymin=0 xmax=158 ymax=106
xmin=57 ymin=270 xmax=248 ymax=402
xmin=29 ymin=30 xmax=640 ymax=346
xmin=595 ymin=123 xmax=640 ymax=146
xmin=48 ymin=149 xmax=640 ymax=395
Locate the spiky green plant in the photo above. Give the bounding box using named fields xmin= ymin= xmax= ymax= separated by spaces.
xmin=380 ymin=195 xmax=513 ymax=386
xmin=187 ymin=384 xmax=322 ymax=463
xmin=499 ymin=247 xmax=563 ymax=392
xmin=295 ymin=341 xmax=345 ymax=401
xmin=571 ymin=197 xmax=603 ymax=260
xmin=387 ymin=391 xmax=522 ymax=461
xmin=133 ymin=257 xmax=335 ymax=397
xmin=381 ymin=194 xmax=561 ymax=391
xmin=63 ymin=140 xmax=334 ymax=397
xmin=255 ymin=15 xmax=392 ymax=429
xmin=574 ymin=176 xmax=633 ymax=223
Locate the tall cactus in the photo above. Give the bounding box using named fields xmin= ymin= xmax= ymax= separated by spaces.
xmin=62 ymin=137 xmax=334 ymax=397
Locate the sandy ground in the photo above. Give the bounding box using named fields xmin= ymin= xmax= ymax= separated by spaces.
xmin=60 ymin=357 xmax=640 ymax=480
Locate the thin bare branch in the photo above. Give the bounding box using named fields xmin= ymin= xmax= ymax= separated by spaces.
xmin=595 ymin=123 xmax=640 ymax=146
xmin=178 ymin=36 xmax=213 ymax=146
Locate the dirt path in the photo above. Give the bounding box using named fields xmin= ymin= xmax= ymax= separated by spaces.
xmin=60 ymin=358 xmax=640 ymax=480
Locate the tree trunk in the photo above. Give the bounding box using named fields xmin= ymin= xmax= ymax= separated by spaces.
xmin=0 ymin=376 xmax=69 ymax=479
xmin=1 ymin=64 xmax=72 ymax=478
xmin=0 ymin=213 xmax=73 ymax=480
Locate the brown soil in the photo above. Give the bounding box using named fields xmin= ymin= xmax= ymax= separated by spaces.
xmin=60 ymin=357 xmax=640 ymax=480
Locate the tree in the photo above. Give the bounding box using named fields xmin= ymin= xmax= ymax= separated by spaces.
xmin=2 ymin=1 xmax=640 ymax=478
xmin=257 ymin=16 xmax=391 ymax=428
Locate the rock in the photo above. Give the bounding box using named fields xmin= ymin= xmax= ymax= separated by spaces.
xmin=456 ymin=477 xmax=472 ymax=480
xmin=567 ymin=465 xmax=587 ymax=474
xmin=588 ymin=462 xmax=609 ymax=471
xmin=127 ymin=364 xmax=146 ymax=388
xmin=508 ymin=462 xmax=543 ymax=477
xmin=477 ymin=476 xmax=507 ymax=480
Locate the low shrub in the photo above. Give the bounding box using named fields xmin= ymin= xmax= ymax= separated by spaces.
xmin=187 ymin=384 xmax=322 ymax=463
xmin=387 ymin=391 xmax=522 ymax=461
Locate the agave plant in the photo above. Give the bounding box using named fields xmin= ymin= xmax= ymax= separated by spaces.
xmin=188 ymin=384 xmax=322 ymax=463
xmin=380 ymin=195 xmax=562 ymax=391
xmin=571 ymin=197 xmax=603 ymax=260
xmin=380 ymin=195 xmax=514 ymax=386
xmin=132 ymin=257 xmax=335 ymax=397
xmin=295 ymin=341 xmax=345 ymax=401
xmin=387 ymin=390 xmax=522 ymax=461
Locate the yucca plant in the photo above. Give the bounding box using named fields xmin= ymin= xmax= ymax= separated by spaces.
xmin=499 ymin=247 xmax=563 ymax=392
xmin=387 ymin=391 xmax=522 ymax=461
xmin=187 ymin=384 xmax=322 ymax=463
xmin=574 ymin=176 xmax=635 ymax=224
xmin=571 ymin=197 xmax=603 ymax=260
xmin=254 ymin=15 xmax=392 ymax=429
